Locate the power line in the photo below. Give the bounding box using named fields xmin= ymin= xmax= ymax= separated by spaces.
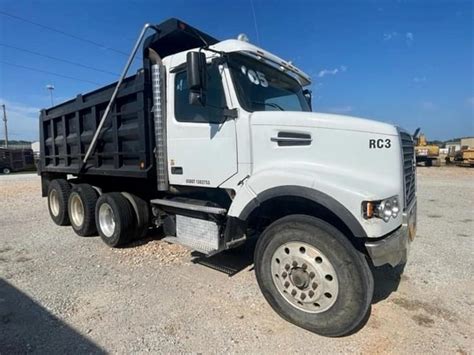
xmin=0 ymin=43 xmax=120 ymax=76
xmin=0 ymin=10 xmax=131 ymax=58
xmin=0 ymin=61 xmax=103 ymax=86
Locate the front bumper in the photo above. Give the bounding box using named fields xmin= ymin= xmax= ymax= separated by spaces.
xmin=365 ymin=201 xmax=417 ymax=267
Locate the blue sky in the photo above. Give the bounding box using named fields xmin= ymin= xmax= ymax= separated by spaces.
xmin=0 ymin=0 xmax=472 ymax=141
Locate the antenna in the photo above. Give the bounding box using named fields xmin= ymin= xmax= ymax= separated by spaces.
xmin=250 ymin=0 xmax=261 ymax=46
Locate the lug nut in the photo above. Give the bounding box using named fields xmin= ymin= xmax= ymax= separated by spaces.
xmin=291 ymin=289 xmax=297 ymax=296
xmin=285 ymin=264 xmax=290 ymax=271
xmin=292 ymin=261 xmax=298 ymax=267
xmin=309 ymin=290 xmax=314 ymax=297
xmin=284 ymin=281 xmax=290 ymax=288
xmin=300 ymin=293 xmax=306 ymax=300
xmin=302 ymin=263 xmax=307 ymax=270
xmin=282 ymin=271 xmax=287 ymax=278
xmin=312 ymin=282 xmax=318 ymax=290
xmin=309 ymin=272 xmax=315 ymax=279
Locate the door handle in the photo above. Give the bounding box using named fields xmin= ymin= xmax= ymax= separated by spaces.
xmin=271 ymin=136 xmax=312 ymax=146
xmin=271 ymin=137 xmax=313 ymax=143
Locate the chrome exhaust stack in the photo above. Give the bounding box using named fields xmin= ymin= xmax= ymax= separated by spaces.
xmin=149 ymin=48 xmax=169 ymax=191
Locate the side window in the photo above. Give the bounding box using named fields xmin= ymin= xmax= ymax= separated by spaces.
xmin=175 ymin=63 xmax=226 ymax=123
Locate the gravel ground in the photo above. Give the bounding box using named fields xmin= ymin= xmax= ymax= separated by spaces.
xmin=0 ymin=167 xmax=473 ymax=354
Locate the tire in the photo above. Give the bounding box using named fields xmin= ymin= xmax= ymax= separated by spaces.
xmin=121 ymin=192 xmax=150 ymax=240
xmin=68 ymin=184 xmax=98 ymax=236
xmin=95 ymin=193 xmax=135 ymax=247
xmin=426 ymin=159 xmax=433 ymax=167
xmin=2 ymin=167 xmax=11 ymax=174
xmin=254 ymin=214 xmax=374 ymax=337
xmin=47 ymin=179 xmax=72 ymax=226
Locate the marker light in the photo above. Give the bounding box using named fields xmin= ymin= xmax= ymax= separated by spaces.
xmin=237 ymin=33 xmax=249 ymax=42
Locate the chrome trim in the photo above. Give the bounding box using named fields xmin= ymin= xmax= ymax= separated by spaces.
xmin=151 ymin=198 xmax=227 ymax=215
xmin=397 ymin=128 xmax=416 ymax=209
xmin=151 ymin=62 xmax=169 ymax=191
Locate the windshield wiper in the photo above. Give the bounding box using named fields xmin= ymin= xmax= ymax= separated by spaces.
xmin=251 ymin=101 xmax=285 ymax=111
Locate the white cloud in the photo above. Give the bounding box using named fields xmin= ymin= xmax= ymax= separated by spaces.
xmin=0 ymin=98 xmax=40 ymax=141
xmin=383 ymin=31 xmax=398 ymax=41
xmin=421 ymin=101 xmax=437 ymax=111
xmin=383 ymin=31 xmax=414 ymax=45
xmin=327 ymin=106 xmax=353 ymax=114
xmin=318 ymin=65 xmax=348 ymax=78
xmin=413 ymin=76 xmax=426 ymax=83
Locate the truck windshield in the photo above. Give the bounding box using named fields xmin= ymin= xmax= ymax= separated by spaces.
xmin=227 ymin=53 xmax=310 ymax=112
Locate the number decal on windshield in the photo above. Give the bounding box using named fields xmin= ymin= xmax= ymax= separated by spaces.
xmin=241 ymin=65 xmax=268 ymax=87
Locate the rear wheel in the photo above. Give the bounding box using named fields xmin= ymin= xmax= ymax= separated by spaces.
xmin=2 ymin=167 xmax=11 ymax=174
xmin=68 ymin=184 xmax=98 ymax=236
xmin=96 ymin=193 xmax=135 ymax=247
xmin=254 ymin=214 xmax=373 ymax=337
xmin=47 ymin=179 xmax=71 ymax=226
xmin=121 ymin=192 xmax=150 ymax=240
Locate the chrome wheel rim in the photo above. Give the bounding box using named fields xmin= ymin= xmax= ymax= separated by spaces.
xmin=271 ymin=241 xmax=339 ymax=313
xmin=69 ymin=193 xmax=84 ymax=227
xmin=99 ymin=203 xmax=115 ymax=237
xmin=49 ymin=189 xmax=60 ymax=217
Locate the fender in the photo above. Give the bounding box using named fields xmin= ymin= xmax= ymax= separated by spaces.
xmin=237 ymin=185 xmax=368 ymax=238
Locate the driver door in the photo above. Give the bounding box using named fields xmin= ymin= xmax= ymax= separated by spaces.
xmin=166 ymin=63 xmax=237 ymax=187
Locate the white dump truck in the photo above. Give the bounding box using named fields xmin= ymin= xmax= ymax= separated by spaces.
xmin=39 ymin=18 xmax=417 ymax=336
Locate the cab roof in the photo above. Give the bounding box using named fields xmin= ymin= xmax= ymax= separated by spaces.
xmin=144 ymin=18 xmax=311 ymax=86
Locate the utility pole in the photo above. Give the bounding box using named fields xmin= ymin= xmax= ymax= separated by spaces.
xmin=1 ymin=104 xmax=8 ymax=148
xmin=46 ymin=84 xmax=55 ymax=106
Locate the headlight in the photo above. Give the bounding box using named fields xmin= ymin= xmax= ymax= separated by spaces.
xmin=362 ymin=196 xmax=400 ymax=222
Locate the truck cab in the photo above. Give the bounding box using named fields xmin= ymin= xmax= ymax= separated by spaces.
xmin=39 ymin=18 xmax=417 ymax=337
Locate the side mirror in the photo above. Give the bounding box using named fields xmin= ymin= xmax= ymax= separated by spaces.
xmin=186 ymin=51 xmax=207 ymax=106
xmin=303 ymin=89 xmax=312 ymax=111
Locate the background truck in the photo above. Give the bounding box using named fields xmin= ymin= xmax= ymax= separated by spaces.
xmin=446 ymin=137 xmax=474 ymax=167
xmin=38 ymin=18 xmax=417 ymax=337
xmin=0 ymin=147 xmax=35 ymax=174
xmin=414 ymin=132 xmax=440 ymax=166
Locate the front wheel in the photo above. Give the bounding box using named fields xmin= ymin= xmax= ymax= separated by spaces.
xmin=2 ymin=167 xmax=11 ymax=174
xmin=254 ymin=215 xmax=374 ymax=337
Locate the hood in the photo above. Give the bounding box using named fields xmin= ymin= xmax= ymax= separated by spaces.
xmin=249 ymin=111 xmax=399 ymax=136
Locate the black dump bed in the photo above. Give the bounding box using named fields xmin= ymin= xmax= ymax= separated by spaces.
xmin=39 ymin=18 xmax=218 ymax=180
xmin=39 ymin=70 xmax=155 ymax=178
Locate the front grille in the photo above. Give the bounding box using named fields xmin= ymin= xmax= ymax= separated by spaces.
xmin=400 ymin=131 xmax=416 ymax=208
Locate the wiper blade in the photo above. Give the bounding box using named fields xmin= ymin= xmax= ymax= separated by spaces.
xmin=251 ymin=101 xmax=285 ymax=111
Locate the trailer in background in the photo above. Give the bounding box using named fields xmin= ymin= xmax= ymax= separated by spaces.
xmin=0 ymin=148 xmax=35 ymax=174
